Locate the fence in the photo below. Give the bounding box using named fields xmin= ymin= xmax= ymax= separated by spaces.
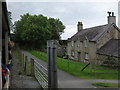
xmin=22 ymin=52 xmax=48 ymax=89
xmin=21 ymin=40 xmax=58 ymax=89
xmin=34 ymin=59 xmax=48 ymax=88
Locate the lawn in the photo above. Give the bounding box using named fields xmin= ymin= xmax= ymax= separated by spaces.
xmin=29 ymin=50 xmax=119 ymax=79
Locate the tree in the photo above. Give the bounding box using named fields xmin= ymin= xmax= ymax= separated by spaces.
xmin=48 ymin=18 xmax=65 ymax=39
xmin=14 ymin=13 xmax=65 ymax=49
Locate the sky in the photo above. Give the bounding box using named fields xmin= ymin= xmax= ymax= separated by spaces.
xmin=118 ymin=1 xmax=120 ymax=28
xmin=6 ymin=0 xmax=119 ymax=40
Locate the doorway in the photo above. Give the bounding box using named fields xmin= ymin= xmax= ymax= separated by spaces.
xmin=78 ymin=52 xmax=81 ymax=61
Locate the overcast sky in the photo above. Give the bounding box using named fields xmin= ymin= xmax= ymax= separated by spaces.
xmin=7 ymin=1 xmax=119 ymax=40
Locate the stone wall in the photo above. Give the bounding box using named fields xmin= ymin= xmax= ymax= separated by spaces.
xmin=67 ymin=26 xmax=120 ymax=64
xmin=96 ymin=54 xmax=119 ymax=67
xmin=67 ymin=40 xmax=97 ymax=63
xmin=97 ymin=27 xmax=119 ymax=49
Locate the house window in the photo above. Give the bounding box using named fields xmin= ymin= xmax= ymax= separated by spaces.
xmin=71 ymin=41 xmax=74 ymax=46
xmin=85 ymin=53 xmax=89 ymax=60
xmin=71 ymin=51 xmax=75 ymax=57
xmin=77 ymin=42 xmax=79 ymax=47
xmin=84 ymin=40 xmax=88 ymax=48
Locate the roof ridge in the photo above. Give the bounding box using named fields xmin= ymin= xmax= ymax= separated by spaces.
xmin=81 ymin=24 xmax=108 ymax=31
xmin=71 ymin=24 xmax=109 ymax=41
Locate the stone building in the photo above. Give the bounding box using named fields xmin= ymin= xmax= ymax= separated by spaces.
xmin=67 ymin=12 xmax=120 ymax=66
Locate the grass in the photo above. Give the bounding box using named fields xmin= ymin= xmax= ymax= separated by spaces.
xmin=13 ymin=48 xmax=21 ymax=59
xmin=13 ymin=48 xmax=32 ymax=76
xmin=92 ymin=83 xmax=119 ymax=87
xmin=29 ymin=50 xmax=119 ymax=79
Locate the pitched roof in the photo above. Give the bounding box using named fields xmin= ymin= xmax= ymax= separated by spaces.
xmin=97 ymin=39 xmax=120 ymax=58
xmin=71 ymin=24 xmax=112 ymax=41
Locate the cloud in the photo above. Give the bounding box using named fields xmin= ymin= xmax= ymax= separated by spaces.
xmin=61 ymin=25 xmax=77 ymax=40
xmin=53 ymin=7 xmax=66 ymax=13
xmin=7 ymin=2 xmax=119 ymax=40
xmin=6 ymin=0 xmax=119 ymax=2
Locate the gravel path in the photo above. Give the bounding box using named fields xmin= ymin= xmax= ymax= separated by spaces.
xmin=10 ymin=53 xmax=41 ymax=88
xmin=22 ymin=51 xmax=119 ymax=88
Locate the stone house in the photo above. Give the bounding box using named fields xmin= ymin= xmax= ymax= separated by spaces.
xmin=67 ymin=12 xmax=120 ymax=66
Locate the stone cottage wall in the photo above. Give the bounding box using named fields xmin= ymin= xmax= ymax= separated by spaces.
xmin=96 ymin=54 xmax=119 ymax=67
xmin=97 ymin=27 xmax=119 ymax=49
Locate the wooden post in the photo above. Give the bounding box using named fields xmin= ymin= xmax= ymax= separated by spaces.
xmin=90 ymin=59 xmax=92 ymax=73
xmin=22 ymin=53 xmax=24 ymax=68
xmin=31 ymin=58 xmax=34 ymax=76
xmin=24 ymin=56 xmax=27 ymax=72
xmin=0 ymin=1 xmax=2 ymax=89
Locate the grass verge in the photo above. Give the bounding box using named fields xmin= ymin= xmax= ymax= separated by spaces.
xmin=92 ymin=83 xmax=119 ymax=87
xmin=29 ymin=50 xmax=119 ymax=79
xmin=13 ymin=48 xmax=31 ymax=76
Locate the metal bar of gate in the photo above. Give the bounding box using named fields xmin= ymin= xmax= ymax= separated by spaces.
xmin=47 ymin=40 xmax=58 ymax=89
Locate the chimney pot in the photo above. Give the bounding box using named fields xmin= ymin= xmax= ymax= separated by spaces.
xmin=107 ymin=11 xmax=116 ymax=25
xmin=77 ymin=21 xmax=83 ymax=32
xmin=107 ymin=11 xmax=111 ymax=16
xmin=112 ymin=12 xmax=114 ymax=16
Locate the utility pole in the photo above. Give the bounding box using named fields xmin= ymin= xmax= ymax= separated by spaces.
xmin=47 ymin=40 xmax=58 ymax=90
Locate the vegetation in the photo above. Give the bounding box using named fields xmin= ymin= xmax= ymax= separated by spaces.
xmin=13 ymin=48 xmax=31 ymax=76
xmin=92 ymin=83 xmax=119 ymax=87
xmin=29 ymin=50 xmax=119 ymax=79
xmin=103 ymin=55 xmax=118 ymax=68
xmin=14 ymin=13 xmax=65 ymax=49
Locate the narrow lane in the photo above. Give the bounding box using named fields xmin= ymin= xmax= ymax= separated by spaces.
xmin=11 ymin=53 xmax=41 ymax=88
xmin=22 ymin=51 xmax=119 ymax=88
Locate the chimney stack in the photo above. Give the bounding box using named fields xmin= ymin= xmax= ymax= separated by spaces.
xmin=77 ymin=22 xmax=83 ymax=32
xmin=107 ymin=11 xmax=116 ymax=25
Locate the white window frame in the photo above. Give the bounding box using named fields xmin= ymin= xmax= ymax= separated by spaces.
xmin=71 ymin=41 xmax=74 ymax=46
xmin=85 ymin=53 xmax=89 ymax=60
xmin=71 ymin=51 xmax=75 ymax=57
xmin=84 ymin=40 xmax=88 ymax=48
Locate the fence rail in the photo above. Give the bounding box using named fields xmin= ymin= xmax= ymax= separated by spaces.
xmin=21 ymin=40 xmax=58 ymax=89
xmin=22 ymin=52 xmax=48 ymax=89
xmin=34 ymin=59 xmax=48 ymax=88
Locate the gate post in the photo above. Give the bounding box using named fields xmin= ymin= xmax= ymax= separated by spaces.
xmin=47 ymin=40 xmax=58 ymax=89
xmin=31 ymin=58 xmax=34 ymax=76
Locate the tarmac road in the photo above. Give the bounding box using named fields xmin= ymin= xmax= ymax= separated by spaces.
xmin=22 ymin=51 xmax=119 ymax=88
